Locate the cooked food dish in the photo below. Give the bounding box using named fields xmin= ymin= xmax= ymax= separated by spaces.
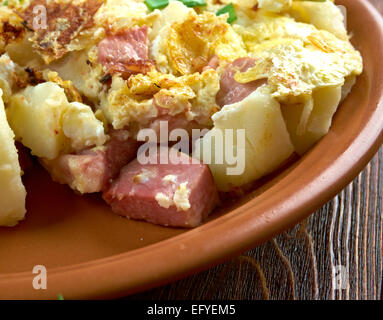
xmin=0 ymin=0 xmax=362 ymax=228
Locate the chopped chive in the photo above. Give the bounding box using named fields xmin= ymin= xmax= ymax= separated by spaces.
xmin=178 ymin=0 xmax=206 ymax=8
xmin=216 ymin=3 xmax=237 ymax=24
xmin=2 ymin=0 xmax=8 ymax=6
xmin=57 ymin=293 xmax=64 ymax=300
xmin=144 ymin=0 xmax=169 ymax=10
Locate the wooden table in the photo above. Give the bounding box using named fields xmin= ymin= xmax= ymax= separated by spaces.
xmin=130 ymin=1 xmax=383 ymax=300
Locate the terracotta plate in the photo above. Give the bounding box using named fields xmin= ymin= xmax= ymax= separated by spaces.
xmin=0 ymin=0 xmax=382 ymax=299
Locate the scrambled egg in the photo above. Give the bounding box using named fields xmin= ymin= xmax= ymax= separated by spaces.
xmin=152 ymin=3 xmax=246 ymax=75
xmin=95 ymin=0 xmax=159 ymax=32
xmin=0 ymin=53 xmax=16 ymax=103
xmin=101 ymin=68 xmax=220 ymax=129
xmin=259 ymin=0 xmax=292 ymax=13
xmin=0 ymin=0 xmax=364 ymax=223
xmin=0 ymin=0 xmax=362 ymax=133
xmin=233 ymin=16 xmax=362 ymax=102
xmin=155 ymin=181 xmax=191 ymax=211
xmin=98 ymin=0 xmax=361 ymax=133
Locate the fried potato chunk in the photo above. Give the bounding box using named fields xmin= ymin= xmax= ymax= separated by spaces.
xmin=0 ymin=89 xmax=26 ymax=226
xmin=7 ymin=82 xmax=106 ymax=159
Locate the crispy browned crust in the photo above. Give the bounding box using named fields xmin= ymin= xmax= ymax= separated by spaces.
xmin=107 ymin=59 xmax=154 ymax=80
xmin=20 ymin=0 xmax=103 ymax=63
xmin=0 ymin=11 xmax=26 ymax=49
xmin=14 ymin=67 xmax=45 ymax=89
xmin=45 ymin=70 xmax=83 ymax=102
xmin=1 ymin=20 xmax=25 ymax=44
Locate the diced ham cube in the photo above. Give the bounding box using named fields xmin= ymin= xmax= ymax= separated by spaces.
xmin=42 ymin=129 xmax=138 ymax=193
xmin=103 ymin=147 xmax=219 ymax=228
xmin=44 ymin=150 xmax=106 ymax=193
xmin=216 ymin=57 xmax=266 ymax=107
xmin=98 ymin=26 xmax=153 ymax=78
xmin=103 ymin=129 xmax=139 ymax=180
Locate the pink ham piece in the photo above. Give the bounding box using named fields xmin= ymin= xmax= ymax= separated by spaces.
xmin=42 ymin=129 xmax=138 ymax=193
xmin=148 ymin=112 xmax=208 ymax=145
xmin=150 ymin=96 xmax=209 ymax=144
xmin=216 ymin=57 xmax=267 ymax=107
xmin=98 ymin=26 xmax=153 ymax=78
xmin=103 ymin=147 xmax=219 ymax=228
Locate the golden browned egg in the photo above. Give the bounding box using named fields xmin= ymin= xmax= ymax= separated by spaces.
xmin=0 ymin=0 xmax=363 ymax=224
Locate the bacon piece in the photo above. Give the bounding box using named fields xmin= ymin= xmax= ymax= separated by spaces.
xmin=216 ymin=58 xmax=267 ymax=107
xmin=98 ymin=26 xmax=153 ymax=79
xmin=103 ymin=147 xmax=219 ymax=228
xmin=41 ymin=129 xmax=138 ymax=193
xmin=20 ymin=0 xmax=103 ymax=63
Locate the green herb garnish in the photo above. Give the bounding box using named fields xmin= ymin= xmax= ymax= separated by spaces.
xmin=144 ymin=0 xmax=169 ymax=11
xmin=216 ymin=3 xmax=237 ymax=24
xmin=178 ymin=0 xmax=206 ymax=8
xmin=57 ymin=293 xmax=64 ymax=300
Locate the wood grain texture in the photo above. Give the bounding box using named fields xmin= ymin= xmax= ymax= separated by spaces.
xmin=128 ymin=1 xmax=383 ymax=300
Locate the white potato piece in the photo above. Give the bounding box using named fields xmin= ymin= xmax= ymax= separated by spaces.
xmin=341 ymin=76 xmax=356 ymax=103
xmin=281 ymin=85 xmax=342 ymax=155
xmin=6 ymin=37 xmax=45 ymax=69
xmin=194 ymin=89 xmax=294 ymax=191
xmin=49 ymin=49 xmax=103 ymax=103
xmin=288 ymin=1 xmax=348 ymax=40
xmin=7 ymin=82 xmax=70 ymax=160
xmin=8 ymin=82 xmax=107 ymax=159
xmin=63 ymin=102 xmax=107 ymax=151
xmin=0 ymin=89 xmax=26 ymax=227
xmin=0 ymin=53 xmax=16 ymax=103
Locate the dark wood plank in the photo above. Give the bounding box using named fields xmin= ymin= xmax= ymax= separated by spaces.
xmin=128 ymin=1 xmax=383 ymax=300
